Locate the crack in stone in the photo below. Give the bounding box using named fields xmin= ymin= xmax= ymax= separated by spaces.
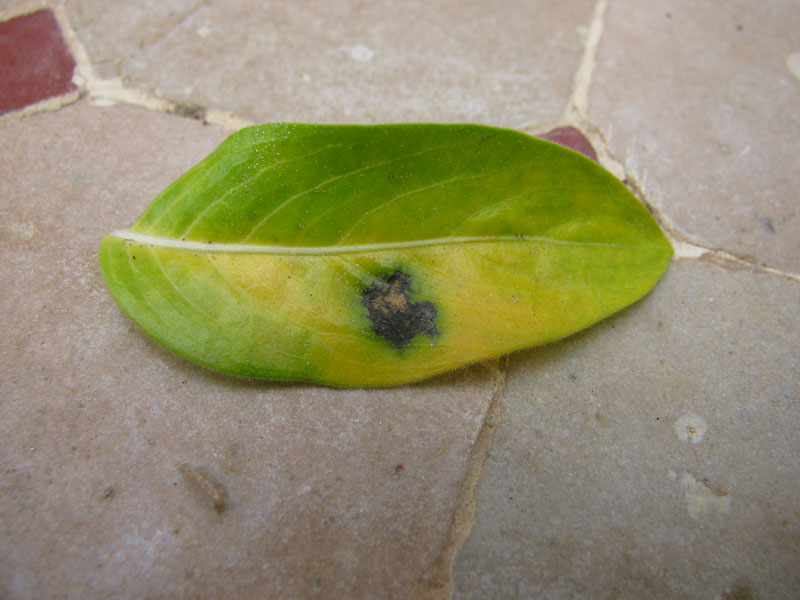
xmin=140 ymin=0 xmax=209 ymax=48
xmin=415 ymin=360 xmax=507 ymax=600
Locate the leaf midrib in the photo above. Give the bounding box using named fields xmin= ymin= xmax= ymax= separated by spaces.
xmin=108 ymin=230 xmax=658 ymax=256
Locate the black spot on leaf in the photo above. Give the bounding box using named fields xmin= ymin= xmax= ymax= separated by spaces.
xmin=362 ymin=270 xmax=438 ymax=348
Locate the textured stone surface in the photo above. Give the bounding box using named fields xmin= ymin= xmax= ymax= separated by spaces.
xmin=453 ymin=260 xmax=800 ymax=599
xmin=0 ymin=102 xmax=496 ymax=599
xmin=66 ymin=0 xmax=594 ymax=125
xmin=539 ymin=126 xmax=598 ymax=161
xmin=2 ymin=0 xmax=799 ymax=597
xmin=591 ymin=0 xmax=800 ymax=272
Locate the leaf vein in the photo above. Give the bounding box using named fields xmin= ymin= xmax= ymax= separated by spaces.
xmin=111 ymin=230 xmax=652 ymax=254
xmin=335 ymin=164 xmax=524 ymax=243
xmin=178 ymin=143 xmax=344 ymax=238
xmin=241 ymin=140 xmax=467 ymax=242
xmin=143 ymin=129 xmax=307 ymax=233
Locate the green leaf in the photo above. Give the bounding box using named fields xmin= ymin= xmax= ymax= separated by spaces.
xmin=99 ymin=123 xmax=672 ymax=386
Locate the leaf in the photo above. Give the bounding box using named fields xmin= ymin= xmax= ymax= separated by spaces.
xmin=99 ymin=123 xmax=672 ymax=386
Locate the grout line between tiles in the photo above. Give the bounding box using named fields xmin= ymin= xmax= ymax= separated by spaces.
xmin=620 ymin=172 xmax=800 ymax=282
xmin=8 ymin=1 xmax=797 ymax=285
xmin=562 ymin=0 xmax=607 ymax=125
xmin=548 ymin=0 xmax=800 ymax=284
xmin=417 ymin=361 xmax=507 ymax=600
xmin=50 ymin=1 xmax=252 ymax=131
xmin=53 ymin=2 xmax=165 ymax=112
xmin=680 ymin=246 xmax=800 ymax=282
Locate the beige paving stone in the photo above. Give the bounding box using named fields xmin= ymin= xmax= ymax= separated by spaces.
xmin=66 ymin=0 xmax=595 ymax=126
xmin=452 ymin=260 xmax=800 ymax=599
xmin=590 ymin=0 xmax=800 ymax=272
xmin=0 ymin=101 xmax=497 ymax=599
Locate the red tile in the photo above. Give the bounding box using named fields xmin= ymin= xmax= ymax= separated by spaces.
xmin=0 ymin=9 xmax=77 ymax=115
xmin=539 ymin=126 xmax=598 ymax=162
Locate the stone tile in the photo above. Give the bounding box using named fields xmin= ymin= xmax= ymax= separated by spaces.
xmin=453 ymin=260 xmax=800 ymax=599
xmin=0 ymin=101 xmax=496 ymax=598
xmin=539 ymin=126 xmax=598 ymax=161
xmin=0 ymin=8 xmax=76 ymax=114
xmin=66 ymin=0 xmax=595 ymax=126
xmin=591 ymin=1 xmax=800 ymax=272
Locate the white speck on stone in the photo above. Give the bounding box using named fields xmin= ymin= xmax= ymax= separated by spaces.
xmin=90 ymin=96 xmax=118 ymax=108
xmin=787 ymin=52 xmax=800 ymax=81
xmin=71 ymin=71 xmax=86 ymax=88
xmin=197 ymin=25 xmax=212 ymax=38
xmin=671 ymin=239 xmax=707 ymax=259
xmin=675 ymin=413 xmax=707 ymax=443
xmin=346 ymin=44 xmax=375 ymax=62
xmin=680 ymin=471 xmax=731 ymax=520
xmin=302 ymin=73 xmax=312 ymax=83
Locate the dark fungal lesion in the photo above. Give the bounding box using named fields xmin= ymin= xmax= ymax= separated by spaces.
xmin=361 ymin=270 xmax=439 ymax=349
